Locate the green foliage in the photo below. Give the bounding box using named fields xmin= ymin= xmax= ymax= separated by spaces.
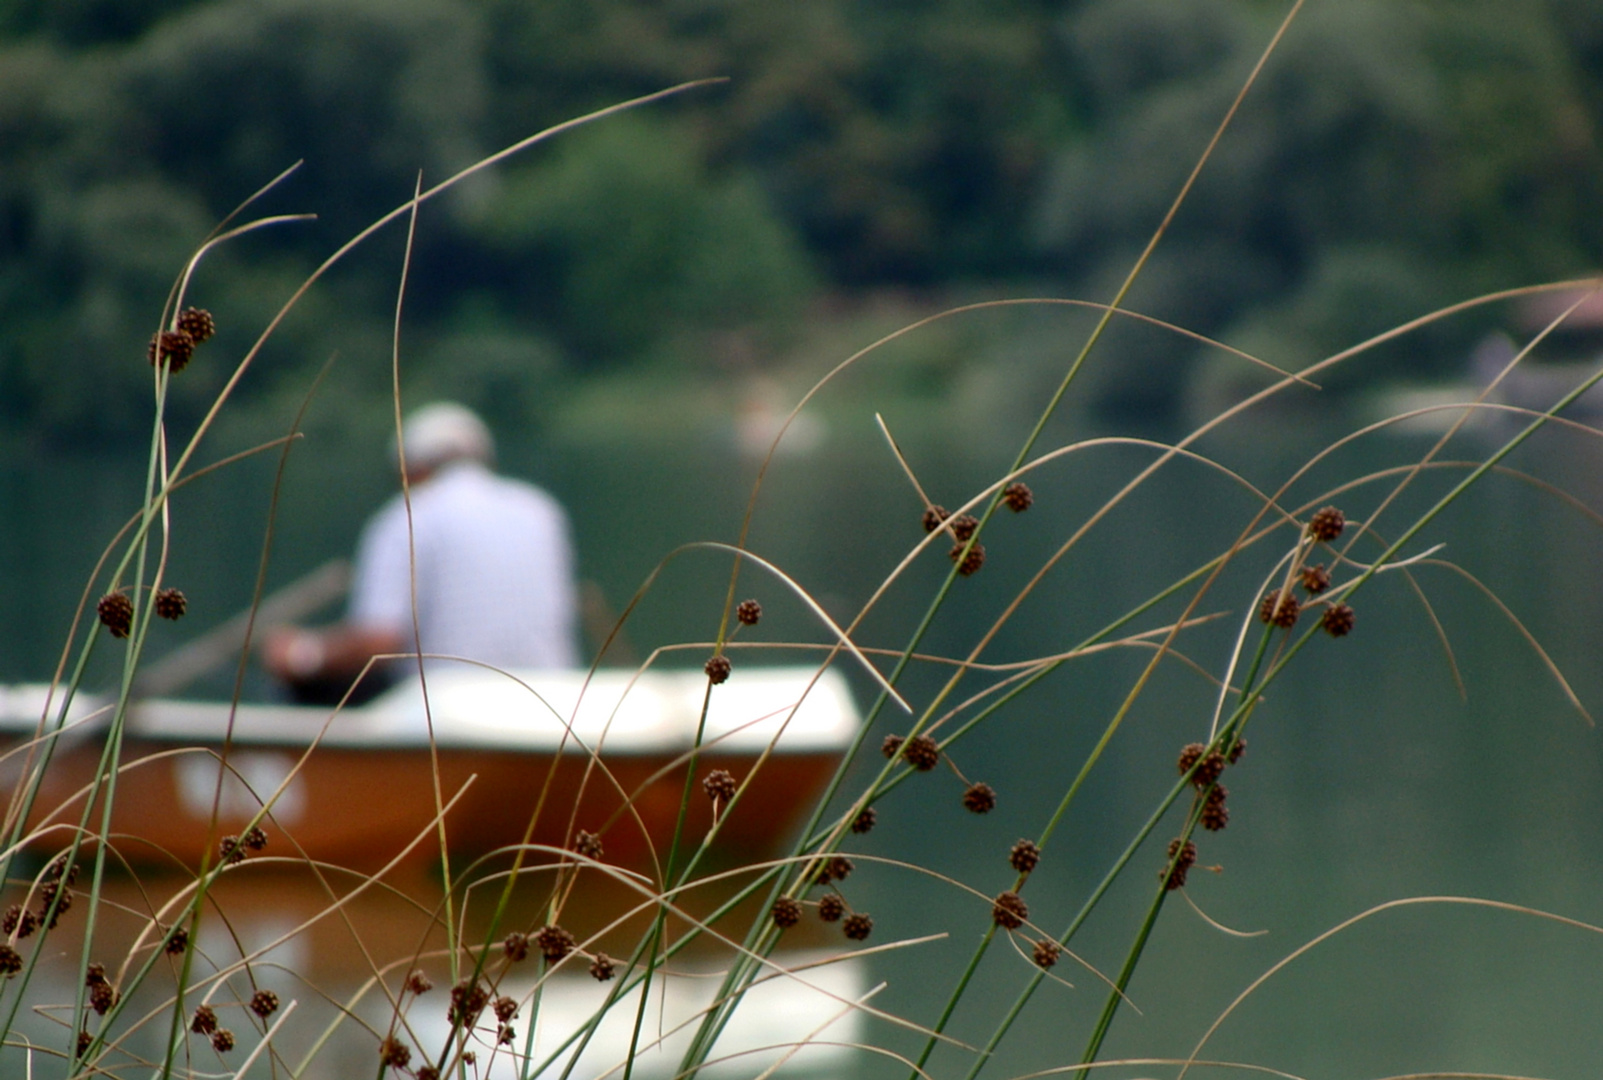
xmin=3 ymin=0 xmax=1603 ymax=448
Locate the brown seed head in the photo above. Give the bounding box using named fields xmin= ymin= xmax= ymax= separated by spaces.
xmin=951 ymin=541 xmax=986 ymax=576
xmin=15 ymin=910 xmax=36 ymax=940
xmin=1003 ymin=482 xmax=1033 ymax=512
xmin=1227 ymin=737 xmax=1247 ymax=765
xmin=154 ymin=587 xmax=187 ymax=620
xmin=242 ymin=826 xmax=268 ymax=852
xmin=850 ymin=807 xmax=877 ymax=834
xmin=901 ymin=734 xmax=940 ymax=771
xmin=503 ymin=932 xmax=529 ymax=962
xmin=90 ymin=980 xmax=117 ymax=1015
xmin=590 ymin=953 xmax=616 ymax=981
xmin=536 ymin=924 xmax=576 ymax=963
xmin=1260 ymin=589 xmax=1300 ymax=629
xmin=843 ymin=912 xmax=874 ymax=940
xmin=498 ymin=1024 xmax=517 ymax=1045
xmin=736 ymin=599 xmax=762 ymax=626
xmin=1163 ymin=838 xmax=1198 ymax=891
xmin=0 ymin=945 xmax=20 ymax=976
xmin=493 ymin=996 xmax=519 ymax=1023
xmin=817 ymin=894 xmax=845 ymax=922
xmin=922 ymin=505 xmax=949 ymax=533
xmin=949 ymin=514 xmax=979 ymax=542
xmin=0 ymin=906 xmax=17 ymax=935
xmin=1009 ymin=839 xmax=1040 ymax=874
xmin=992 ymin=891 xmax=1028 ymax=930
xmin=405 ymin=970 xmax=433 ymax=995
xmin=704 ymin=654 xmax=731 ymax=685
xmin=250 ymin=989 xmax=279 ymax=1018
xmin=1300 ymin=564 xmax=1331 ymax=595
xmin=211 ymin=1029 xmax=234 ymax=1054
xmin=962 ymin=782 xmax=997 ymax=814
xmin=148 ymin=329 xmax=196 ymax=372
xmin=771 ymin=897 xmax=803 ymax=929
xmin=86 ymin=963 xmax=107 ymax=986
xmin=575 ymin=830 xmax=604 ymax=859
xmin=1176 ymin=742 xmax=1205 ymax=776
xmin=1321 ymin=603 xmax=1356 ymax=638
xmin=42 ymin=888 xmax=73 ymax=928
xmin=1032 ymin=938 xmax=1061 ymax=969
xmin=448 ymin=980 xmax=490 ymax=1025
xmin=1193 ymin=752 xmax=1226 ymax=789
xmin=219 ymin=836 xmax=245 ymax=865
xmin=77 ymin=1030 xmax=92 ymax=1058
xmin=1308 ymin=506 xmax=1346 ymax=542
xmin=1201 ymin=785 xmax=1230 ymax=832
xmin=825 ymin=855 xmax=855 ymax=883
xmin=176 ymin=307 xmax=216 ymax=344
xmin=418 ymin=1068 xmax=440 ymax=1080
xmin=191 ymin=1005 xmax=217 ymax=1035
xmin=97 ymin=592 xmax=133 ymax=638
xmin=880 ymin=734 xmax=904 ymax=759
xmin=379 ymin=1037 xmax=412 ymax=1068
xmin=702 ymin=769 xmax=738 ymax=803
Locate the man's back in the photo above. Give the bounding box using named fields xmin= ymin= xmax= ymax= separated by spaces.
xmin=349 ymin=461 xmax=579 ymax=670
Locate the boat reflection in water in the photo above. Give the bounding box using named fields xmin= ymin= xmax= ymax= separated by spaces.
xmin=3 ymin=667 xmax=869 ymax=1079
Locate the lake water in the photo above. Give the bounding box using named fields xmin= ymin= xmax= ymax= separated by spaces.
xmin=3 ymin=401 xmax=1603 ymax=1079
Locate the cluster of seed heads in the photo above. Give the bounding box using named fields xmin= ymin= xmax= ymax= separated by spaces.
xmin=1032 ymin=938 xmax=1061 ymax=969
xmin=817 ymin=894 xmax=845 ymax=922
xmin=574 ymin=830 xmax=604 ymax=859
xmin=1163 ymin=838 xmax=1198 ymax=890
xmin=147 ymin=307 xmax=216 ymax=373
xmin=851 ymin=806 xmax=877 ymax=833
xmin=86 ymin=964 xmax=117 ymax=1015
xmin=2 ymin=905 xmax=38 ymax=941
xmin=250 ymin=989 xmax=279 ymax=1018
xmin=920 ymin=485 xmax=1036 ymax=578
xmin=191 ymin=1005 xmax=217 ymax=1034
xmin=736 ymin=598 xmax=762 ymax=625
xmin=590 ymin=953 xmax=615 ymax=981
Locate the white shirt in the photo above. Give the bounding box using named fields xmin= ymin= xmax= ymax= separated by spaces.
xmin=348 ymin=461 xmax=579 ymax=670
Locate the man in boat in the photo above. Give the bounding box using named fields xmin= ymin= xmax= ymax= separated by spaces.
xmin=263 ymin=402 xmax=579 ymax=703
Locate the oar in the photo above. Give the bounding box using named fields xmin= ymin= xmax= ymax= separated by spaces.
xmin=134 ymin=559 xmax=351 ymax=698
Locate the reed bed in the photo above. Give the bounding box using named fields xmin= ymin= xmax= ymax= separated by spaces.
xmin=5 ymin=6 xmax=1603 ymax=1078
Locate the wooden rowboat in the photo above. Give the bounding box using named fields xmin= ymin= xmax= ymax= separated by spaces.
xmin=5 ymin=666 xmax=860 ymax=874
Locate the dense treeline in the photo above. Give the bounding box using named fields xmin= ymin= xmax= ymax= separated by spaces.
xmin=2 ymin=0 xmax=1602 ymax=450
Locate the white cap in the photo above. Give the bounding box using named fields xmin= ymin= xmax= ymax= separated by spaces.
xmin=400 ymin=402 xmax=494 ymax=472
